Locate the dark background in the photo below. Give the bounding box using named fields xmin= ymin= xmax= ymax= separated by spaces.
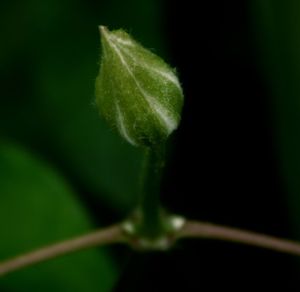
xmin=1 ymin=0 xmax=300 ymax=291
xmin=117 ymin=0 xmax=299 ymax=290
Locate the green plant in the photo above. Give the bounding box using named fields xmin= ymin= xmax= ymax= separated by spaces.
xmin=1 ymin=25 xmax=300 ymax=284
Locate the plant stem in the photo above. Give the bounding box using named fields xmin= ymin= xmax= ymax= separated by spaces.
xmin=138 ymin=144 xmax=166 ymax=238
xmin=178 ymin=220 xmax=300 ymax=256
xmin=3 ymin=220 xmax=300 ymax=277
xmin=0 ymin=225 xmax=124 ymax=277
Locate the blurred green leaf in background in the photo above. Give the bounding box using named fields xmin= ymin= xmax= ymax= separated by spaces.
xmin=0 ymin=0 xmax=166 ymax=213
xmin=0 ymin=0 xmax=166 ymax=289
xmin=0 ymin=142 xmax=117 ymax=291
xmin=252 ymin=0 xmax=300 ymax=237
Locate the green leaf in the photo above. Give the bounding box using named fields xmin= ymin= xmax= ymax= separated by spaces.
xmin=95 ymin=27 xmax=184 ymax=147
xmin=252 ymin=0 xmax=300 ymax=237
xmin=0 ymin=142 xmax=118 ymax=292
xmin=0 ymin=0 xmax=167 ymax=214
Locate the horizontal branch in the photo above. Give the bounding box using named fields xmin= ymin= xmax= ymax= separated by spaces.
xmin=178 ymin=220 xmax=300 ymax=256
xmin=0 ymin=224 xmax=124 ymax=276
xmin=2 ymin=220 xmax=300 ymax=277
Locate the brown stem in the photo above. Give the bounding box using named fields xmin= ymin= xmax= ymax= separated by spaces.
xmin=178 ymin=220 xmax=300 ymax=256
xmin=0 ymin=224 xmax=124 ymax=276
xmin=2 ymin=220 xmax=300 ymax=277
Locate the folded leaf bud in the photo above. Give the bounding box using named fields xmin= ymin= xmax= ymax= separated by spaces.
xmin=95 ymin=26 xmax=184 ymax=147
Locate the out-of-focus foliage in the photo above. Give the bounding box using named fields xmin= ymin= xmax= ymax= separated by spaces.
xmin=252 ymin=0 xmax=300 ymax=235
xmin=0 ymin=142 xmax=117 ymax=291
xmin=0 ymin=0 xmax=165 ymax=289
xmin=0 ymin=0 xmax=165 ymax=213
